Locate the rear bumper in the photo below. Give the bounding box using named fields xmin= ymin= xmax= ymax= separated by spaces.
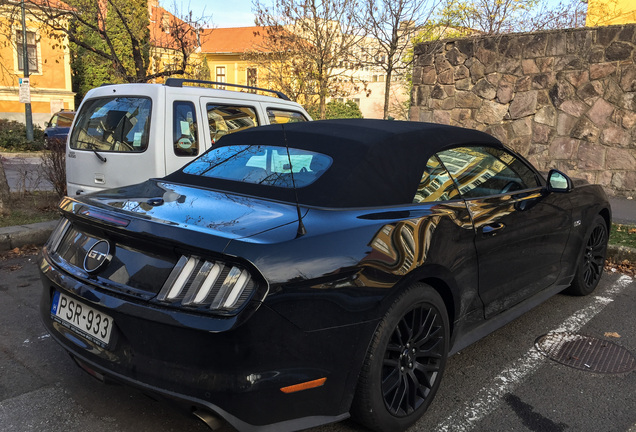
xmin=38 ymin=253 xmax=374 ymax=430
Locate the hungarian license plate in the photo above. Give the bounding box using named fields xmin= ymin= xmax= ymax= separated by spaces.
xmin=51 ymin=291 xmax=113 ymax=347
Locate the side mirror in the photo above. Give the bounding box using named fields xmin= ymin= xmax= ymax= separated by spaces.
xmin=547 ymin=169 xmax=573 ymax=193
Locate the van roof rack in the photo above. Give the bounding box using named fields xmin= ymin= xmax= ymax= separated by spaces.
xmin=164 ymin=78 xmax=291 ymax=101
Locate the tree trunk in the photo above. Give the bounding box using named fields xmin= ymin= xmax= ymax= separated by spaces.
xmin=383 ymin=68 xmax=393 ymax=119
xmin=319 ymin=79 xmax=328 ymax=119
xmin=0 ymin=158 xmax=11 ymax=215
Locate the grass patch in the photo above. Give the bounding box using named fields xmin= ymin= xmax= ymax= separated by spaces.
xmin=610 ymin=223 xmax=636 ymax=249
xmin=1 ymin=191 xmax=60 ymax=227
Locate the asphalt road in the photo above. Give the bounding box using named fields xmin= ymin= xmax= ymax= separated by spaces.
xmin=1 ymin=156 xmax=53 ymax=192
xmin=0 ymin=252 xmax=634 ymax=432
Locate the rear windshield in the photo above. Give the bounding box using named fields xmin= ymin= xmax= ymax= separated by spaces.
xmin=182 ymin=145 xmax=332 ymax=188
xmin=56 ymin=112 xmax=75 ymax=127
xmin=70 ymin=97 xmax=151 ymax=153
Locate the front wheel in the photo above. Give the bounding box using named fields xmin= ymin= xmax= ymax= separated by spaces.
xmin=564 ymin=214 xmax=608 ymax=296
xmin=352 ymin=284 xmax=449 ymax=432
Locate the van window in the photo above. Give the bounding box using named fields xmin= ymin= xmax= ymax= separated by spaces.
xmin=70 ymin=97 xmax=151 ymax=153
xmin=266 ymin=109 xmax=308 ymax=124
xmin=207 ymin=104 xmax=259 ymax=144
xmin=173 ymin=101 xmax=199 ymax=157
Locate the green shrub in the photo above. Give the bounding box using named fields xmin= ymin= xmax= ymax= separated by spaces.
xmin=0 ymin=119 xmax=45 ymax=152
xmin=307 ymin=100 xmax=363 ymax=120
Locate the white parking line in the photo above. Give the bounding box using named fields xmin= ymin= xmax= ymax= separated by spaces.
xmin=435 ymin=275 xmax=634 ymax=432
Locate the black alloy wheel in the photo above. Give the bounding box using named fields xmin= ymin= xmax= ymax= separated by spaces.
xmin=352 ymin=284 xmax=449 ymax=432
xmin=565 ymin=214 xmax=608 ymax=296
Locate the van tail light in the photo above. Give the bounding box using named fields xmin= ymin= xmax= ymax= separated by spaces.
xmin=157 ymin=255 xmax=255 ymax=313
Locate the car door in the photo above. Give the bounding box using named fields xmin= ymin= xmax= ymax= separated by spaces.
xmin=437 ymin=145 xmax=572 ymax=318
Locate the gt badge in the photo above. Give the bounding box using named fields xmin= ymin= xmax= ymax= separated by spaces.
xmin=83 ymin=240 xmax=112 ymax=274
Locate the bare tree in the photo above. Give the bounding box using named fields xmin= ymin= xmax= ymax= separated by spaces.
xmin=525 ymin=0 xmax=587 ymax=30
xmin=356 ymin=0 xmax=439 ymax=119
xmin=254 ymin=0 xmax=364 ymax=119
xmin=243 ymin=27 xmax=319 ymax=106
xmin=437 ymin=0 xmax=539 ymax=35
xmin=25 ymin=0 xmax=206 ymax=83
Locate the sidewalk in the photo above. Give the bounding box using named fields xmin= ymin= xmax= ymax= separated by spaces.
xmin=609 ymin=196 xmax=636 ymax=225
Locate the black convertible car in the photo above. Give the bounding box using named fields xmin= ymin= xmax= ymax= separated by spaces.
xmin=39 ymin=119 xmax=610 ymax=432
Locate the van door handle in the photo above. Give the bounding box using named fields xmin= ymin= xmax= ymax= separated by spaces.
xmin=483 ymin=223 xmax=505 ymax=235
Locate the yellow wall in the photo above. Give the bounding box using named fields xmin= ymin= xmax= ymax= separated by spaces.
xmin=205 ymin=53 xmax=258 ymax=87
xmin=586 ymin=0 xmax=636 ymax=26
xmin=0 ymin=7 xmax=74 ymax=126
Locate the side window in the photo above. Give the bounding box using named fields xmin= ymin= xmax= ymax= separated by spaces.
xmin=207 ymin=104 xmax=259 ymax=144
xmin=267 ymin=109 xmax=308 ymax=124
xmin=413 ymin=155 xmax=460 ymax=203
xmin=48 ymin=115 xmax=58 ymax=127
xmin=173 ymin=101 xmax=198 ymax=157
xmin=437 ymin=146 xmax=539 ymax=199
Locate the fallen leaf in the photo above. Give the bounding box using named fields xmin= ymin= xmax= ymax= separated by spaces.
xmin=604 ymin=332 xmax=621 ymax=338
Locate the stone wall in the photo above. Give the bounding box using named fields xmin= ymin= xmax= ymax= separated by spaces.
xmin=410 ymin=25 xmax=636 ymax=197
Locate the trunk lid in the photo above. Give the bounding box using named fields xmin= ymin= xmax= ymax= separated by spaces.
xmin=76 ymin=179 xmax=301 ymax=241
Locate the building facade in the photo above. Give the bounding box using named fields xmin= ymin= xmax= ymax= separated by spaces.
xmin=0 ymin=1 xmax=74 ymax=126
xmin=587 ymin=0 xmax=636 ymax=26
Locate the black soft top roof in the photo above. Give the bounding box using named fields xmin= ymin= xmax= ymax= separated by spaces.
xmin=166 ymin=119 xmax=503 ymax=208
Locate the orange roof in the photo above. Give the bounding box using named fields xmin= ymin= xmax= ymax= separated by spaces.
xmin=149 ymin=5 xmax=198 ymax=50
xmin=200 ymin=26 xmax=272 ymax=54
xmin=21 ymin=0 xmax=73 ymax=12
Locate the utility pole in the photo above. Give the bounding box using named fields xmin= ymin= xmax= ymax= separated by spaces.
xmin=20 ymin=0 xmax=34 ymax=141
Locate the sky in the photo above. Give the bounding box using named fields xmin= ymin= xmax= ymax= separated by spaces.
xmin=162 ymin=0 xmax=576 ymax=29
xmin=162 ymin=0 xmax=258 ymax=28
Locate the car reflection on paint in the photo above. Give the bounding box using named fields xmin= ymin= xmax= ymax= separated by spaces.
xmin=39 ymin=119 xmax=611 ymax=432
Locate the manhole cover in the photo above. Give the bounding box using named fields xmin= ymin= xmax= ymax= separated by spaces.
xmin=535 ymin=332 xmax=636 ymax=374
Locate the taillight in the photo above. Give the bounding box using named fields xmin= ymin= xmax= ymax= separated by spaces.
xmin=157 ymin=255 xmax=255 ymax=313
xmin=46 ymin=218 xmax=71 ymax=254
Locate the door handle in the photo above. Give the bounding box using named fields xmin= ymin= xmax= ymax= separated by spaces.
xmin=483 ymin=222 xmax=505 ymax=235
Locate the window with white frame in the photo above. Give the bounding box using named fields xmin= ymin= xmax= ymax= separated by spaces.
xmin=16 ymin=30 xmax=38 ymax=73
xmin=247 ymin=68 xmax=257 ymax=92
xmin=216 ymin=66 xmax=226 ymax=89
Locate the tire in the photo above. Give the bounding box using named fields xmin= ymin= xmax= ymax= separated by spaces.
xmin=351 ymin=284 xmax=449 ymax=432
xmin=564 ymin=214 xmax=608 ymax=296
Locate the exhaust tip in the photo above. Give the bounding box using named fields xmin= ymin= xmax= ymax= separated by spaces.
xmin=193 ymin=408 xmax=226 ymax=431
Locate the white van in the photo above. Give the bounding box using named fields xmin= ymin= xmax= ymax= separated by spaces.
xmin=66 ymin=79 xmax=311 ymax=195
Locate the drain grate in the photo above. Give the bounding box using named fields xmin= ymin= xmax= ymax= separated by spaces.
xmin=535 ymin=332 xmax=636 ymax=374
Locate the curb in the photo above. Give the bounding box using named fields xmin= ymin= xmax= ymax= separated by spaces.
xmin=607 ymin=245 xmax=636 ymax=263
xmin=0 ymin=219 xmax=59 ymax=252
xmin=0 ymin=151 xmax=46 ymax=159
